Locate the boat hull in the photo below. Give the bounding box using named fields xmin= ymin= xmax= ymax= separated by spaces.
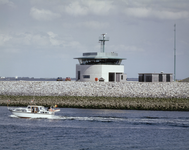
xmin=12 ymin=111 xmax=55 ymax=119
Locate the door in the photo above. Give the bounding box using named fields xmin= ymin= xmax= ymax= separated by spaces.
xmin=109 ymin=73 xmax=115 ymax=82
xmin=78 ymin=71 xmax=80 ymax=80
xmin=159 ymin=74 xmax=163 ymax=82
xmin=166 ymin=74 xmax=170 ymax=82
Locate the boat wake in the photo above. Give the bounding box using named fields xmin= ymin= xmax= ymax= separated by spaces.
xmin=52 ymin=116 xmax=189 ymax=128
xmin=58 ymin=116 xmax=124 ymax=122
xmin=9 ymin=115 xmax=19 ymax=118
xmin=9 ymin=114 xmax=122 ymax=121
xmin=9 ymin=115 xmax=189 ymax=128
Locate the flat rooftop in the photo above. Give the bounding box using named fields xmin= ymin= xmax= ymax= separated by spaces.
xmin=139 ymin=73 xmax=173 ymax=75
xmin=74 ymin=52 xmax=126 ymax=60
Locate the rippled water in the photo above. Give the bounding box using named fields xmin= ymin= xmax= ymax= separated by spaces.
xmin=0 ymin=106 xmax=189 ymax=150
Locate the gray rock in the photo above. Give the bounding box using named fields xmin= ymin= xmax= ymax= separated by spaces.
xmin=0 ymin=81 xmax=189 ymax=98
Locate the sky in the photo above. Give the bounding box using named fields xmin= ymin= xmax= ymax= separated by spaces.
xmin=0 ymin=0 xmax=189 ymax=79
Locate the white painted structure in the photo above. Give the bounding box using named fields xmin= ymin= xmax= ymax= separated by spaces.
xmin=75 ymin=63 xmax=126 ymax=82
xmin=74 ymin=34 xmax=127 ymax=82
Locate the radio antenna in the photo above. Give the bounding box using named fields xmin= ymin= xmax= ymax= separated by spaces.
xmin=99 ymin=33 xmax=109 ymax=52
xmin=174 ymin=24 xmax=176 ymax=81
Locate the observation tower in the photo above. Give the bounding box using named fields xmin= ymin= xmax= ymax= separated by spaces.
xmin=74 ymin=34 xmax=127 ymax=82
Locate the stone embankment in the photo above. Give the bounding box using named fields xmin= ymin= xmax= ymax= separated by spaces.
xmin=0 ymin=81 xmax=189 ymax=98
xmin=0 ymin=95 xmax=189 ymax=111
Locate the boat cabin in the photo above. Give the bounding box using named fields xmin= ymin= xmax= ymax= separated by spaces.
xmin=27 ymin=105 xmax=46 ymax=113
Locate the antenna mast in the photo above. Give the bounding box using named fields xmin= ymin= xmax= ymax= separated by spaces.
xmin=174 ymin=24 xmax=176 ymax=81
xmin=99 ymin=33 xmax=109 ymax=52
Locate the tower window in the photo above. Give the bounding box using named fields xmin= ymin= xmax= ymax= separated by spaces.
xmin=78 ymin=59 xmax=122 ymax=65
xmin=83 ymin=75 xmax=90 ymax=78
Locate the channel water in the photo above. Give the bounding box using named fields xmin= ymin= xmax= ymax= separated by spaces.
xmin=0 ymin=106 xmax=189 ymax=150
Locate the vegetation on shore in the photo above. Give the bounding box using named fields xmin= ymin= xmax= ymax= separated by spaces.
xmin=1 ymin=95 xmax=189 ymax=111
xmin=179 ymin=77 xmax=189 ymax=82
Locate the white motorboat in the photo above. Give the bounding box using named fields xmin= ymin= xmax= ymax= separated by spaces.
xmin=8 ymin=105 xmax=60 ymax=119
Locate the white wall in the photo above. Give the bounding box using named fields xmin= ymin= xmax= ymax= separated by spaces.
xmin=76 ymin=64 xmax=124 ymax=82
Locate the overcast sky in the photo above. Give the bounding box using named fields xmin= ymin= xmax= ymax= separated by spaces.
xmin=0 ymin=0 xmax=189 ymax=79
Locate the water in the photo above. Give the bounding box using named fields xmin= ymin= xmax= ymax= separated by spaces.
xmin=0 ymin=106 xmax=189 ymax=150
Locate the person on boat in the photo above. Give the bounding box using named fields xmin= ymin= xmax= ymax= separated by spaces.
xmin=32 ymin=107 xmax=34 ymax=113
xmin=49 ymin=107 xmax=53 ymax=112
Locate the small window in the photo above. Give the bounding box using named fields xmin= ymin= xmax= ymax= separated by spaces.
xmin=83 ymin=75 xmax=90 ymax=78
xmin=121 ymin=75 xmax=123 ymax=80
xmin=166 ymin=74 xmax=170 ymax=82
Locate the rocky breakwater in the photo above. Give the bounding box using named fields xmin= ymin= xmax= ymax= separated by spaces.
xmin=0 ymin=81 xmax=189 ymax=98
xmin=1 ymin=81 xmax=189 ymax=110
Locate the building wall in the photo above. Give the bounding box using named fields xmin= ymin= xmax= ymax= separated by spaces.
xmin=162 ymin=74 xmax=166 ymax=82
xmin=139 ymin=73 xmax=173 ymax=82
xmin=152 ymin=74 xmax=159 ymax=82
xmin=76 ymin=64 xmax=125 ymax=82
xmin=119 ymin=74 xmax=127 ymax=82
xmin=170 ymin=74 xmax=173 ymax=82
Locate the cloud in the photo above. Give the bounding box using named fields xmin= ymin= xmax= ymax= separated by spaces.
xmin=63 ymin=0 xmax=114 ymax=16
xmin=47 ymin=32 xmax=62 ymax=46
xmin=29 ymin=0 xmax=189 ymax=20
xmin=124 ymin=7 xmax=189 ymax=20
xmin=121 ymin=0 xmax=189 ymax=20
xmin=108 ymin=45 xmax=144 ymax=53
xmin=0 ymin=0 xmax=16 ymax=7
xmin=47 ymin=31 xmax=57 ymax=38
xmin=0 ymin=34 xmax=12 ymax=46
xmin=84 ymin=0 xmax=114 ymax=15
xmin=124 ymin=7 xmax=150 ymax=18
xmin=64 ymin=1 xmax=87 ymax=16
xmin=154 ymin=10 xmax=189 ymax=20
xmin=0 ymin=31 xmax=86 ymax=53
xmin=0 ymin=32 xmax=59 ymax=49
xmin=30 ymin=7 xmax=61 ymax=21
xmin=77 ymin=21 xmax=109 ymax=29
xmin=62 ymin=21 xmax=109 ymax=29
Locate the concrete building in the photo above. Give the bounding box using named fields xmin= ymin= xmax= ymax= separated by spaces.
xmin=138 ymin=73 xmax=173 ymax=82
xmin=74 ymin=34 xmax=127 ymax=82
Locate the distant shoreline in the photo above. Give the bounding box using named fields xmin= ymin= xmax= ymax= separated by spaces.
xmin=1 ymin=95 xmax=189 ymax=111
xmin=0 ymin=77 xmax=138 ymax=81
